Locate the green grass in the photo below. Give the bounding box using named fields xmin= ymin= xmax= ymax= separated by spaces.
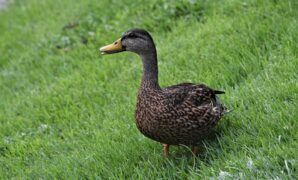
xmin=0 ymin=0 xmax=297 ymax=178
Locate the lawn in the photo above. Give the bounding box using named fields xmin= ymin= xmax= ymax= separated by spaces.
xmin=0 ymin=0 xmax=297 ymax=179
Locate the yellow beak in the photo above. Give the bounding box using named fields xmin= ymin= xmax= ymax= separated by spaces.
xmin=99 ymin=38 xmax=124 ymax=55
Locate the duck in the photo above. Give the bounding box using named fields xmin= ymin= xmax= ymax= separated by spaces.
xmin=99 ymin=28 xmax=228 ymax=157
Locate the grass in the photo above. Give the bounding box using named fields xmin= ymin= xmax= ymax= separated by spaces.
xmin=0 ymin=0 xmax=297 ymax=178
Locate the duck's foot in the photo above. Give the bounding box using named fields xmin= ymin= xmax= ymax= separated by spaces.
xmin=191 ymin=146 xmax=199 ymax=156
xmin=163 ymin=144 xmax=170 ymax=158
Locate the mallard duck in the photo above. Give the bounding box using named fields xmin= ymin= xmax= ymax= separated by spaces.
xmin=100 ymin=29 xmax=228 ymax=157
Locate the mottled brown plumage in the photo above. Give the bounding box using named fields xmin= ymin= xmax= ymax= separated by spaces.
xmin=100 ymin=28 xmax=228 ymax=156
xmin=136 ymin=82 xmax=226 ymax=146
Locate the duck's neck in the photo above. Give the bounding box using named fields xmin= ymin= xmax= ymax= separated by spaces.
xmin=140 ymin=50 xmax=159 ymax=89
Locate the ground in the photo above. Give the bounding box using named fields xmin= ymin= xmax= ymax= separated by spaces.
xmin=0 ymin=0 xmax=7 ymax=9
xmin=0 ymin=0 xmax=297 ymax=179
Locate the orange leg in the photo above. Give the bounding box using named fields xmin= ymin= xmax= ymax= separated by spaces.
xmin=191 ymin=146 xmax=199 ymax=156
xmin=163 ymin=144 xmax=170 ymax=158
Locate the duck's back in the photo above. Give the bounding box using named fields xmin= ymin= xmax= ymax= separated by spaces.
xmin=135 ymin=83 xmax=227 ymax=145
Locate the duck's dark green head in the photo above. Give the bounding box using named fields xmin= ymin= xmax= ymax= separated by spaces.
xmin=99 ymin=28 xmax=155 ymax=55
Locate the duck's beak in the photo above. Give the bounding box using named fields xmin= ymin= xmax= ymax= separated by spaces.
xmin=99 ymin=38 xmax=124 ymax=55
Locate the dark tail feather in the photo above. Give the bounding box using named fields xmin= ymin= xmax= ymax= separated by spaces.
xmin=214 ymin=90 xmax=225 ymax=94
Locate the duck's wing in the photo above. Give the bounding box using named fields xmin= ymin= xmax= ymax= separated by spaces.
xmin=163 ymin=83 xmax=224 ymax=106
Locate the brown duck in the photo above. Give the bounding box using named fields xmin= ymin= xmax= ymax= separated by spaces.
xmin=100 ymin=29 xmax=228 ymax=157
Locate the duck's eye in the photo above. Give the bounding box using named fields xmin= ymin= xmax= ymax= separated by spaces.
xmin=128 ymin=33 xmax=137 ymax=38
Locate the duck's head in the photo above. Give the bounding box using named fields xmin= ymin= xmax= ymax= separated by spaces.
xmin=99 ymin=28 xmax=155 ymax=56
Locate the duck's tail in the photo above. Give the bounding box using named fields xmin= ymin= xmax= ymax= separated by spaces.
xmin=221 ymin=105 xmax=232 ymax=115
xmin=214 ymin=94 xmax=231 ymax=116
xmin=214 ymin=90 xmax=225 ymax=94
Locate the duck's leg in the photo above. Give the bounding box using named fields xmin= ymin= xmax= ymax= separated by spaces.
xmin=163 ymin=144 xmax=170 ymax=158
xmin=191 ymin=146 xmax=199 ymax=156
